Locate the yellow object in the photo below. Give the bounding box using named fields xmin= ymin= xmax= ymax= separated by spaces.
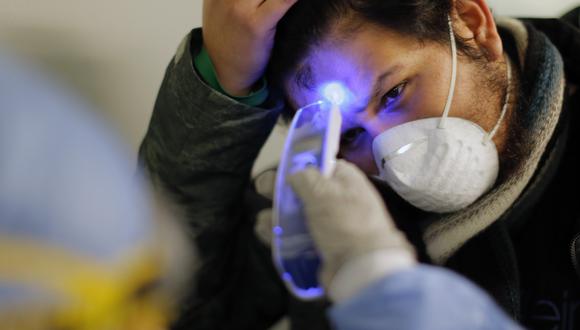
xmin=0 ymin=236 xmax=174 ymax=330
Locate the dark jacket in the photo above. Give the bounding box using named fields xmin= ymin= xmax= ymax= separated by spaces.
xmin=138 ymin=9 xmax=580 ymax=330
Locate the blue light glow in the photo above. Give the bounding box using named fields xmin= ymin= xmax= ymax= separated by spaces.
xmin=273 ymin=226 xmax=283 ymax=236
xmin=321 ymin=82 xmax=348 ymax=106
xmin=299 ymin=287 xmax=325 ymax=298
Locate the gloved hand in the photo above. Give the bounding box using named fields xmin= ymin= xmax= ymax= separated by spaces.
xmin=288 ymin=160 xmax=417 ymax=302
xmin=253 ymin=168 xmax=277 ymax=246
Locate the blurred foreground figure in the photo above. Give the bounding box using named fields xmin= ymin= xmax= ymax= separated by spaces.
xmin=0 ymin=53 xmax=191 ymax=330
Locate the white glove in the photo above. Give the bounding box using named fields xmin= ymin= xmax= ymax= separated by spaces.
xmin=253 ymin=169 xmax=276 ymax=246
xmin=288 ymin=160 xmax=417 ymax=302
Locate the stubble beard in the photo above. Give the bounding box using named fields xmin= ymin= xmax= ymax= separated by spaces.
xmin=469 ymin=55 xmax=525 ymax=182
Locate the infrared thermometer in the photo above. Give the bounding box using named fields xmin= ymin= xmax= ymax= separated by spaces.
xmin=272 ymin=99 xmax=342 ymax=300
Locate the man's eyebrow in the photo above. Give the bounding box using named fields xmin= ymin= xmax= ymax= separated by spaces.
xmin=352 ymin=65 xmax=403 ymax=113
xmin=294 ymin=64 xmax=315 ymax=91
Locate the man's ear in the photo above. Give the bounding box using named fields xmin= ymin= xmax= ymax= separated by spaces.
xmin=453 ymin=0 xmax=503 ymax=61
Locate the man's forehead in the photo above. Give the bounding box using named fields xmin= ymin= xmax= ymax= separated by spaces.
xmin=288 ymin=47 xmax=376 ymax=109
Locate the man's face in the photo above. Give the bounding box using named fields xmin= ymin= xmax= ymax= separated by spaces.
xmin=284 ymin=23 xmax=505 ymax=175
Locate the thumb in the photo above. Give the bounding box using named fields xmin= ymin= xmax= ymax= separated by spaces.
xmin=287 ymin=167 xmax=325 ymax=202
xmin=332 ymin=159 xmax=374 ymax=189
xmin=255 ymin=208 xmax=273 ymax=246
xmin=333 ymin=160 xmax=364 ymax=182
xmin=254 ymin=169 xmax=277 ymax=200
xmin=258 ymin=0 xmax=299 ymax=28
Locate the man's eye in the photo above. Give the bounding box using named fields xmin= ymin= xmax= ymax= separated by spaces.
xmin=380 ymin=82 xmax=407 ymax=110
xmin=340 ymin=127 xmax=365 ymax=146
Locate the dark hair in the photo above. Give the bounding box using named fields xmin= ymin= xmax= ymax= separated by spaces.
xmin=267 ymin=0 xmax=478 ymax=118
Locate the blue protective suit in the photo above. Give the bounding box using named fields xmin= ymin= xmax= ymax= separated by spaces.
xmin=330 ymin=266 xmax=523 ymax=330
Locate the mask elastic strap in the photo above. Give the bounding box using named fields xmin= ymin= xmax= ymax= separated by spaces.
xmin=439 ymin=15 xmax=513 ymax=143
xmin=485 ymin=57 xmax=512 ymax=143
xmin=438 ymin=15 xmax=458 ymax=129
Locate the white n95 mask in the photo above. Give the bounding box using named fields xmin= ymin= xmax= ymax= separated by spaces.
xmin=371 ymin=16 xmax=512 ymax=213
